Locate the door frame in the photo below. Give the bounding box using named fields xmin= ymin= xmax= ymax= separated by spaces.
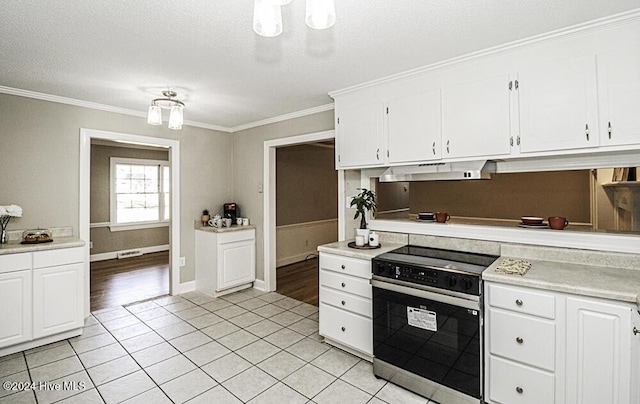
xmin=79 ymin=128 xmax=181 ymax=316
xmin=262 ymin=130 xmax=342 ymax=292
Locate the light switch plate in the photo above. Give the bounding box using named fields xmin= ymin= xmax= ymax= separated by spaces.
xmin=180 ymin=257 xmax=186 ymax=267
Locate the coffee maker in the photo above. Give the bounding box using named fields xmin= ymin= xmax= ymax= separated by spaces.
xmin=223 ymin=203 xmax=239 ymax=221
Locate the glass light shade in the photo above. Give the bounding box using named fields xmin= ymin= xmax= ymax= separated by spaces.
xmin=168 ymin=105 xmax=183 ymax=130
xmin=253 ymin=0 xmax=283 ymax=37
xmin=147 ymin=105 xmax=162 ymax=125
xmin=306 ymin=0 xmax=335 ymax=30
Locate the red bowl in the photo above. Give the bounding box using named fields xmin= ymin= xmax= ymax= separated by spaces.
xmin=521 ymin=216 xmax=544 ymax=225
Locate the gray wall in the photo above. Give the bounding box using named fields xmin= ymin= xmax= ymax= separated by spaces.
xmin=0 ymin=93 xmax=233 ymax=283
xmin=90 ymin=143 xmax=170 ymax=255
xmin=232 ymin=110 xmax=335 ymax=280
xmin=276 ymin=144 xmax=337 ymax=226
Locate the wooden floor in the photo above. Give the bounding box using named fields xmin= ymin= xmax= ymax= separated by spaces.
xmin=90 ymin=251 xmax=169 ymax=312
xmin=276 ymin=256 xmax=319 ymax=306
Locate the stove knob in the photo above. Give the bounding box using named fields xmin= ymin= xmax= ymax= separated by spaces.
xmin=461 ymin=278 xmax=474 ymax=291
xmin=375 ymin=263 xmax=386 ymax=275
xmin=446 ymin=275 xmax=457 ymax=288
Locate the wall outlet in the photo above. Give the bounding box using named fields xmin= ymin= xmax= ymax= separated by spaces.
xmin=258 ymin=183 xmax=263 ymax=193
xmin=180 ymin=257 xmax=186 ymax=267
xmin=89 ymin=242 xmax=93 ymax=249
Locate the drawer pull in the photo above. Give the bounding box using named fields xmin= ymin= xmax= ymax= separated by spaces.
xmin=516 ymin=386 xmax=524 ymax=394
xmin=341 ymin=326 xmax=346 ymax=332
xmin=341 ymin=300 xmax=346 ymax=306
xmin=341 ymin=282 xmax=346 ymax=288
xmin=516 ymin=337 xmax=524 ymax=344
xmin=341 ymin=264 xmax=346 ymax=269
xmin=515 ymin=299 xmax=523 ymax=306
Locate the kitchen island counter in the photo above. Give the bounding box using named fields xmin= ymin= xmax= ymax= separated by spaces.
xmin=317 ymin=240 xmax=405 ymax=260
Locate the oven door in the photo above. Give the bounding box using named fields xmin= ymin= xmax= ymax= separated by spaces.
xmin=371 ymin=277 xmax=483 ymax=404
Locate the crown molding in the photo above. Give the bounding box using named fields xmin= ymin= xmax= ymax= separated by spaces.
xmin=329 ymin=8 xmax=640 ymax=97
xmin=230 ymin=103 xmax=334 ymax=133
xmin=0 ymin=85 xmax=234 ymax=133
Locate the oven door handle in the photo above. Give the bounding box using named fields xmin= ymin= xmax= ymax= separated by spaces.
xmin=371 ymin=278 xmax=480 ymax=311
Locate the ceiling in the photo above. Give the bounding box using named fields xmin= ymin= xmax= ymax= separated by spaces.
xmin=2 ymin=1 xmax=639 ymax=132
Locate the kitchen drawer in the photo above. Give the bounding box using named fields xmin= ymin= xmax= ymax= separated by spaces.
xmin=0 ymin=252 xmax=31 ymax=274
xmin=488 ymin=283 xmax=555 ymax=319
xmin=319 ymin=302 xmax=372 ymax=355
xmin=33 ymin=247 xmax=84 ymax=269
xmin=320 ymin=285 xmax=372 ymax=318
xmin=488 ymin=355 xmax=554 ymax=404
xmin=218 ymin=229 xmax=255 ymax=244
xmin=320 ymin=253 xmax=371 ymax=279
xmin=320 ymin=269 xmax=372 ymax=299
xmin=489 ymin=308 xmax=555 ymax=371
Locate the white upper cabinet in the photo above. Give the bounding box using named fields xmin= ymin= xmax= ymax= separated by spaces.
xmin=336 ymin=102 xmax=384 ymax=168
xmin=598 ymin=41 xmax=640 ymax=146
xmin=441 ymin=73 xmax=512 ymax=159
xmin=518 ymin=54 xmax=599 ymax=153
xmin=386 ymin=90 xmax=442 ymax=164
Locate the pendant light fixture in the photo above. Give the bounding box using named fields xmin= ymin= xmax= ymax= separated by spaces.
xmin=147 ymin=90 xmax=185 ymax=130
xmin=253 ymin=0 xmax=335 ymax=37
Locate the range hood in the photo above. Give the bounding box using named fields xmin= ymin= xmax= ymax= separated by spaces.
xmin=379 ymin=161 xmax=496 ymax=182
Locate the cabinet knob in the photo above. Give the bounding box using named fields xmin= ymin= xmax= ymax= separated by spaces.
xmin=516 ymin=337 xmax=524 ymax=344
xmin=341 ymin=264 xmax=346 ymax=269
xmin=341 ymin=282 xmax=346 ymax=288
xmin=341 ymin=300 xmax=346 ymax=306
xmin=515 ymin=299 xmax=523 ymax=306
xmin=516 ymin=386 xmax=523 ymax=394
xmin=608 ymin=121 xmax=612 ymax=139
xmin=432 ymin=141 xmax=436 ymax=155
xmin=341 ymin=326 xmax=346 ymax=332
xmin=585 ymin=123 xmax=590 ymax=141
xmin=446 ymin=140 xmax=450 ymax=154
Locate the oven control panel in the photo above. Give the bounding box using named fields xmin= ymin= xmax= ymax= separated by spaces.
xmin=372 ymin=259 xmax=480 ymax=295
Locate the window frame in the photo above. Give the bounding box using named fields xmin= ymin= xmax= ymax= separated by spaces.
xmin=109 ymin=157 xmax=170 ymax=232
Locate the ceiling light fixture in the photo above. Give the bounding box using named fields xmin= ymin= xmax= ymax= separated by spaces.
xmin=147 ymin=90 xmax=185 ymax=130
xmin=253 ymin=0 xmax=335 ymax=37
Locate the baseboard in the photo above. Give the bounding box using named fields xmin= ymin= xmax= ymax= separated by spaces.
xmin=253 ymin=279 xmax=267 ymax=292
xmin=177 ymin=281 xmax=196 ymax=294
xmin=276 ymin=250 xmax=319 ymax=267
xmin=90 ymin=244 xmax=170 ymax=262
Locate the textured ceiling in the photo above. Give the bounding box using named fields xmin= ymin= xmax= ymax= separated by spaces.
xmin=1 ymin=1 xmax=639 ymax=131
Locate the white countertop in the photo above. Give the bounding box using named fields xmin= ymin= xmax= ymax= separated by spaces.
xmin=0 ymin=237 xmax=85 ymax=255
xmin=195 ymin=225 xmax=256 ymax=233
xmin=317 ymin=240 xmax=406 ymax=260
xmin=483 ymin=257 xmax=640 ymax=310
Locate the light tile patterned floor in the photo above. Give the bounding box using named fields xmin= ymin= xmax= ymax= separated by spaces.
xmin=0 ymin=289 xmax=436 ymax=404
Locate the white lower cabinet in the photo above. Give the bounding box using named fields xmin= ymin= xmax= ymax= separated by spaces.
xmin=485 ymin=281 xmax=640 ymax=404
xmin=0 ymin=246 xmax=85 ymax=353
xmin=195 ymin=228 xmax=256 ymax=297
xmin=318 ymin=252 xmax=372 ymax=359
xmin=0 ymin=270 xmax=32 ymax=347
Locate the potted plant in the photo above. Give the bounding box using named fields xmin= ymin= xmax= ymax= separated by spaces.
xmin=350 ymin=188 xmax=376 ymax=240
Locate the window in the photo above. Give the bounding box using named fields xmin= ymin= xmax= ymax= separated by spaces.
xmin=110 ymin=158 xmax=170 ymax=230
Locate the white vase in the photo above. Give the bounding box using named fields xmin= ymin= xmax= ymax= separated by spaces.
xmin=355 ymin=228 xmax=370 ymax=243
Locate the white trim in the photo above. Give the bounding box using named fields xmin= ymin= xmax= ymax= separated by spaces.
xmin=90 ymin=222 xmax=110 ymax=228
xmin=0 ymin=85 xmax=232 ymax=133
xmin=263 ymin=130 xmax=336 ymax=292
xmin=107 ymin=222 xmax=169 ymax=232
xmin=277 ymin=251 xmax=319 ymax=268
xmin=177 ymin=281 xmax=196 ymax=294
xmin=338 ymin=170 xmax=346 ymax=241
xmin=80 ymin=128 xmax=181 ymax=318
xmin=0 ymin=85 xmax=334 ymax=134
xmin=90 ymin=244 xmax=170 ymax=262
xmin=252 ymin=279 xmax=267 ymax=292
xmin=231 ymin=104 xmax=334 ymax=132
xmin=276 ymin=218 xmax=337 ymax=230
xmin=329 ymin=9 xmax=640 ymax=97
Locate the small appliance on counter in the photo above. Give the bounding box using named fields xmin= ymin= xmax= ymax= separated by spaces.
xmin=223 ymin=203 xmax=239 ymax=222
xmin=21 ymin=228 xmax=53 ymax=244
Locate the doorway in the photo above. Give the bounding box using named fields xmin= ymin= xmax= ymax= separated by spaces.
xmin=80 ymin=128 xmax=181 ymax=317
xmin=262 ymin=130 xmax=340 ymax=293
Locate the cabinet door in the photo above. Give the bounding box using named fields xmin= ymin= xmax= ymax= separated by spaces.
xmin=565 ymin=296 xmax=633 ymax=404
xmin=217 ymin=240 xmax=255 ymax=291
xmin=33 ymin=263 xmax=84 ymax=339
xmin=386 ymin=90 xmax=441 ymax=163
xmin=0 ymin=270 xmax=31 ymax=347
xmin=598 ymin=44 xmax=640 ymax=146
xmin=336 ymin=102 xmax=384 ymax=168
xmin=441 ymin=73 xmax=511 ymax=159
xmin=519 ymin=55 xmax=599 ymax=153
